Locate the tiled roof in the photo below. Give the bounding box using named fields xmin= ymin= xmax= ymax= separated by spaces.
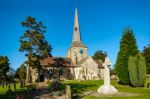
xmin=40 ymin=57 xmax=74 ymax=67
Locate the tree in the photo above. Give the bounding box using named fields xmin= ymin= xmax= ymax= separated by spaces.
xmin=128 ymin=53 xmax=147 ymax=87
xmin=115 ymin=28 xmax=139 ymax=85
xmin=15 ymin=64 xmax=26 ymax=80
xmin=19 ymin=16 xmax=52 ymax=82
xmin=6 ymin=67 xmax=16 ymax=82
xmin=92 ymin=50 xmax=107 ymax=62
xmin=0 ymin=56 xmax=10 ymax=81
xmin=142 ymin=45 xmax=150 ymax=74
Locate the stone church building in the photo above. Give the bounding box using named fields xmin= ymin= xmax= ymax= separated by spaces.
xmin=30 ymin=8 xmax=103 ymax=82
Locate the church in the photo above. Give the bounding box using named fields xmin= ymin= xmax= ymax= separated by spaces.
xmin=66 ymin=8 xmax=103 ymax=80
xmin=30 ymin=8 xmax=103 ymax=82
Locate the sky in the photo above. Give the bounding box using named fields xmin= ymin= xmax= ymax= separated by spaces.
xmin=0 ymin=0 xmax=150 ymax=70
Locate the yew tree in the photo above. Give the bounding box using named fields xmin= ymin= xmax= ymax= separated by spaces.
xmin=115 ymin=28 xmax=139 ymax=85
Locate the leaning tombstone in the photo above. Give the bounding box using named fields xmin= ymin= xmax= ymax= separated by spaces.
xmin=23 ymin=80 xmax=25 ymax=87
xmin=2 ymin=82 xmax=4 ymax=88
xmin=147 ymin=83 xmax=149 ymax=88
xmin=14 ymin=82 xmax=16 ymax=91
xmin=6 ymin=82 xmax=7 ymax=87
xmin=7 ymin=84 xmax=12 ymax=94
xmin=65 ymin=85 xmax=71 ymax=99
xmin=20 ymin=79 xmax=23 ymax=88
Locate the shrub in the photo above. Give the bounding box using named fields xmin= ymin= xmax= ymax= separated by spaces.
xmin=128 ymin=53 xmax=147 ymax=87
xmin=128 ymin=56 xmax=138 ymax=86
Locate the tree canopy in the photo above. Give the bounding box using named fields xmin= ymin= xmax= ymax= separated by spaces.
xmin=0 ymin=56 xmax=10 ymax=81
xmin=15 ymin=64 xmax=26 ymax=80
xmin=19 ymin=16 xmax=52 ymax=82
xmin=92 ymin=50 xmax=107 ymax=62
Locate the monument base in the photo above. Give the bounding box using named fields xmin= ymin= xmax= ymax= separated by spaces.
xmin=97 ymin=85 xmax=118 ymax=94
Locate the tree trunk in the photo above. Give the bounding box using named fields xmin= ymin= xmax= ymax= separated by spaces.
xmin=37 ymin=69 xmax=41 ymax=82
xmin=26 ymin=65 xmax=31 ymax=83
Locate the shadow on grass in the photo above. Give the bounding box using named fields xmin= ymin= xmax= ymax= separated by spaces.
xmin=0 ymin=93 xmax=15 ymax=99
xmin=0 ymin=88 xmax=32 ymax=99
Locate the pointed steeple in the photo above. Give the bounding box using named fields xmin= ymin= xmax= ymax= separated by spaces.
xmin=73 ymin=8 xmax=81 ymax=42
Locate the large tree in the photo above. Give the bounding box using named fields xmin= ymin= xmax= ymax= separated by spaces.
xmin=142 ymin=45 xmax=150 ymax=74
xmin=0 ymin=56 xmax=10 ymax=81
xmin=115 ymin=28 xmax=139 ymax=85
xmin=19 ymin=16 xmax=52 ymax=82
xmin=92 ymin=50 xmax=107 ymax=62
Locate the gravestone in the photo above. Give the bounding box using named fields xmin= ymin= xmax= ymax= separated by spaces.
xmin=65 ymin=85 xmax=71 ymax=99
xmin=20 ymin=79 xmax=23 ymax=88
xmin=7 ymin=84 xmax=12 ymax=94
xmin=97 ymin=57 xmax=118 ymax=94
xmin=14 ymin=82 xmax=16 ymax=91
xmin=2 ymin=82 xmax=4 ymax=88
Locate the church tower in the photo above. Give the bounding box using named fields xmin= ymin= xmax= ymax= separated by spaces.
xmin=67 ymin=8 xmax=88 ymax=65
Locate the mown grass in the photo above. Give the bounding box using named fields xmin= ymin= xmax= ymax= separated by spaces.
xmin=0 ymin=83 xmax=29 ymax=99
xmin=59 ymin=80 xmax=150 ymax=99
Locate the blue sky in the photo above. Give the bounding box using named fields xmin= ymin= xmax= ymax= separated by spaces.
xmin=0 ymin=0 xmax=150 ymax=70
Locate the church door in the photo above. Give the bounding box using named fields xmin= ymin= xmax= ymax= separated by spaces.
xmin=40 ymin=74 xmax=45 ymax=82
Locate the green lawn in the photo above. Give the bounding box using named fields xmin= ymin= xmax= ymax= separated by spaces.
xmin=59 ymin=80 xmax=150 ymax=99
xmin=0 ymin=83 xmax=28 ymax=99
xmin=1 ymin=80 xmax=150 ymax=99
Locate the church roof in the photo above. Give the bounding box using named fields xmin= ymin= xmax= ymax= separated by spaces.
xmin=75 ymin=56 xmax=104 ymax=68
xmin=71 ymin=41 xmax=86 ymax=48
xmin=40 ymin=57 xmax=74 ymax=67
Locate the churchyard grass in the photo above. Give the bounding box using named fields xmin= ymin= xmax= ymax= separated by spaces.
xmin=59 ymin=80 xmax=150 ymax=99
xmin=0 ymin=83 xmax=28 ymax=99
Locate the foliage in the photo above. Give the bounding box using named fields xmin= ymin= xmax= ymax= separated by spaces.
xmin=115 ymin=28 xmax=139 ymax=85
xmin=19 ymin=16 xmax=52 ymax=82
xmin=128 ymin=53 xmax=147 ymax=87
xmin=6 ymin=67 xmax=16 ymax=82
xmin=142 ymin=45 xmax=150 ymax=74
xmin=110 ymin=68 xmax=116 ymax=76
xmin=92 ymin=50 xmax=107 ymax=62
xmin=137 ymin=53 xmax=147 ymax=86
xmin=0 ymin=56 xmax=10 ymax=81
xmin=128 ymin=56 xmax=138 ymax=86
xmin=15 ymin=63 xmax=26 ymax=80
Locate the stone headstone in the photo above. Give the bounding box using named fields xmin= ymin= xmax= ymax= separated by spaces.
xmin=7 ymin=84 xmax=12 ymax=94
xmin=2 ymin=82 xmax=4 ymax=88
xmin=14 ymin=82 xmax=16 ymax=91
xmin=65 ymin=85 xmax=71 ymax=99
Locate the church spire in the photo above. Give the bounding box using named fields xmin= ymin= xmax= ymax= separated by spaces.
xmin=73 ymin=8 xmax=81 ymax=42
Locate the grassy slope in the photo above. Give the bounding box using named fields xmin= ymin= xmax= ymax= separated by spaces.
xmin=61 ymin=80 xmax=150 ymax=99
